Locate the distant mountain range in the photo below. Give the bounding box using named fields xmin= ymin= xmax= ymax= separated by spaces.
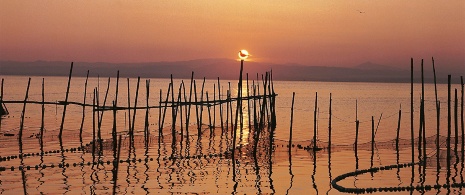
xmin=0 ymin=59 xmax=463 ymax=83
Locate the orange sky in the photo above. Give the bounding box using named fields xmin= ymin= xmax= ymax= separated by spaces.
xmin=1 ymin=1 xmax=464 ymax=68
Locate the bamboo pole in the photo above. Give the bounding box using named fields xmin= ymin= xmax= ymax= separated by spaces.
xmin=59 ymin=62 xmax=73 ymax=138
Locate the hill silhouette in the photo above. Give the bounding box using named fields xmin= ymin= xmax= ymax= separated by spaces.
xmin=0 ymin=59 xmax=463 ymax=83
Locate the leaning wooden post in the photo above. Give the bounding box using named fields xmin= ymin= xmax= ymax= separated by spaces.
xmin=131 ymin=77 xmax=140 ymax=135
xmin=187 ymin=72 xmax=194 ymax=138
xmin=79 ymin=70 xmax=89 ymax=142
xmin=199 ymin=77 xmax=206 ymax=130
xmin=170 ymin=75 xmax=176 ymax=149
xmin=194 ymin=80 xmax=200 ymax=132
xmin=19 ymin=78 xmax=31 ymax=141
xmin=218 ymin=77 xmax=224 ymax=132
xmin=432 ymin=57 xmax=441 ymax=171
xmin=59 ymin=62 xmax=73 ymax=139
xmin=396 ymin=104 xmax=402 ymax=153
xmin=233 ymin=60 xmax=244 ymax=158
xmin=289 ymin=92 xmax=295 ymax=153
xmin=207 ymin=92 xmax=212 ymax=133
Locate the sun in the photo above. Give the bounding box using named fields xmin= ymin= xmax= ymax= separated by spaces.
xmin=238 ymin=50 xmax=249 ymax=60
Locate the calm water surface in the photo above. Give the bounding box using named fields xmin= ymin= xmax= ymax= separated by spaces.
xmin=0 ymin=75 xmax=463 ymax=194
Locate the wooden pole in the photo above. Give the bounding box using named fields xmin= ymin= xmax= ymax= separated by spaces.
xmin=289 ymin=92 xmax=295 ymax=153
xmin=218 ymin=78 xmax=224 ymax=132
xmin=59 ymin=62 xmax=73 ymax=138
xmin=328 ymin=93 xmax=332 ymax=151
xmin=355 ymin=100 xmax=359 ymax=156
xmin=313 ymin=92 xmax=318 ymax=149
xmin=396 ymin=104 xmax=402 ymax=153
xmin=145 ymin=79 xmax=150 ymax=145
xmin=92 ymin=89 xmax=96 ymax=166
xmin=112 ymin=135 xmax=122 ymax=195
xmin=131 ymin=77 xmax=140 ymax=135
xmin=19 ymin=78 xmax=31 ymax=141
xmin=410 ymin=58 xmax=415 ymax=179
xmin=233 ymin=60 xmax=244 ymax=158
xmin=447 ymin=75 xmax=451 ymax=177
xmin=432 ymin=57 xmax=440 ymax=171
xmin=461 ymin=76 xmax=464 ymax=164
xmin=454 ymin=89 xmax=458 ymax=160
xmin=79 ymin=70 xmax=89 ymax=142
xmin=371 ymin=116 xmax=374 ymax=173
xmin=41 ymin=78 xmax=45 ymax=141
xmin=247 ymin=73 xmax=251 ymax=130
xmin=187 ymin=72 xmax=194 ymax=138
xmin=127 ymin=78 xmax=131 ymax=132
xmin=112 ymin=101 xmax=117 ymax=157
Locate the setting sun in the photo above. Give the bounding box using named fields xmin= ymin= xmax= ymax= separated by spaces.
xmin=238 ymin=49 xmax=249 ymax=60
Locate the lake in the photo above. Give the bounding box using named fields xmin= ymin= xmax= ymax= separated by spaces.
xmin=0 ymin=75 xmax=464 ymax=194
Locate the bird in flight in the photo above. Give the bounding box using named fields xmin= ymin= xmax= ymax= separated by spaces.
xmin=356 ymin=10 xmax=365 ymax=13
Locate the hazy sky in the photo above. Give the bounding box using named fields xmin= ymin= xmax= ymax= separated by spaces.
xmin=1 ymin=1 xmax=464 ymax=68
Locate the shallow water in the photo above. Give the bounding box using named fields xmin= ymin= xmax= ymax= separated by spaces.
xmin=0 ymin=75 xmax=464 ymax=194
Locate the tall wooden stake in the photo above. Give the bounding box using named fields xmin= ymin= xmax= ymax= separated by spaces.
xmin=59 ymin=62 xmax=73 ymax=138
